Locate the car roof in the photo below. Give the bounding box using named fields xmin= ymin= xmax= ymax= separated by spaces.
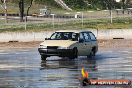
xmin=55 ymin=30 xmax=92 ymax=33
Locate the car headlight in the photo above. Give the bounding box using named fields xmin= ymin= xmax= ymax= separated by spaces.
xmin=39 ymin=45 xmax=47 ymax=48
xmin=58 ymin=46 xmax=69 ymax=49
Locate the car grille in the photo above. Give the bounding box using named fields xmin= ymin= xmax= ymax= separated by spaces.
xmin=47 ymin=46 xmax=58 ymax=49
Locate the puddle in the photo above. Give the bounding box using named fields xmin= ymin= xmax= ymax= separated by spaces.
xmin=0 ymin=48 xmax=131 ymax=88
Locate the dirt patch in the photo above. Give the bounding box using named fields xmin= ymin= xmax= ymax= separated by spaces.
xmin=0 ymin=41 xmax=42 ymax=49
xmin=98 ymin=39 xmax=132 ymax=48
xmin=0 ymin=40 xmax=132 ymax=49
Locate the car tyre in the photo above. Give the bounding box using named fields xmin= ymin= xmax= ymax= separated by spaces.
xmin=87 ymin=51 xmax=94 ymax=58
xmin=69 ymin=48 xmax=78 ymax=59
xmin=41 ymin=55 xmax=47 ymax=61
xmin=87 ymin=47 xmax=96 ymax=58
xmin=69 ymin=56 xmax=75 ymax=59
xmin=74 ymin=47 xmax=78 ymax=58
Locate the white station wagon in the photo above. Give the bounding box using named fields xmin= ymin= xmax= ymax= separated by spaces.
xmin=38 ymin=30 xmax=98 ymax=60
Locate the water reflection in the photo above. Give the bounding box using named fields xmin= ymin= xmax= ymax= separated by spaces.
xmin=40 ymin=58 xmax=98 ymax=87
xmin=0 ymin=48 xmax=132 ymax=88
xmin=40 ymin=59 xmax=76 ymax=69
xmin=40 ymin=58 xmax=97 ymax=71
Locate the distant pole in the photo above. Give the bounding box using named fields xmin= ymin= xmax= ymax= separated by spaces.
xmin=110 ymin=10 xmax=113 ymax=23
xmin=51 ymin=14 xmax=55 ymax=29
xmin=109 ymin=0 xmax=121 ymax=23
xmin=77 ymin=12 xmax=84 ymax=29
xmin=25 ymin=16 xmax=27 ymax=30
xmin=122 ymin=0 xmax=125 ymax=14
xmin=82 ymin=12 xmax=84 ymax=29
xmin=110 ymin=0 xmax=113 ymax=23
xmin=4 ymin=0 xmax=8 ymax=23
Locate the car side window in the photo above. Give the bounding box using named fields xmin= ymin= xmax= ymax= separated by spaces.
xmin=72 ymin=33 xmax=79 ymax=41
xmin=79 ymin=33 xmax=84 ymax=40
xmin=89 ymin=32 xmax=96 ymax=41
xmin=50 ymin=32 xmax=62 ymax=40
xmin=82 ymin=32 xmax=90 ymax=42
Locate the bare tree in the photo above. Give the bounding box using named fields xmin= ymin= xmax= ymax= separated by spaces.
xmin=26 ymin=0 xmax=33 ymax=21
xmin=26 ymin=0 xmax=33 ymax=16
xmin=19 ymin=0 xmax=24 ymax=22
xmin=0 ymin=0 xmax=8 ymax=23
xmin=122 ymin=0 xmax=125 ymax=14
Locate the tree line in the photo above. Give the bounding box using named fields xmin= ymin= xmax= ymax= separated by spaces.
xmin=0 ymin=0 xmax=132 ymax=23
xmin=64 ymin=0 xmax=132 ymax=10
xmin=2 ymin=0 xmax=132 ymax=10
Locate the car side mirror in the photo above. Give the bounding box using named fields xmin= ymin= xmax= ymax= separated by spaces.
xmin=79 ymin=39 xmax=84 ymax=43
xmin=72 ymin=38 xmax=77 ymax=41
xmin=45 ymin=38 xmax=50 ymax=40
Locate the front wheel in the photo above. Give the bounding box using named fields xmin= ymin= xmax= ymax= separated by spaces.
xmin=87 ymin=49 xmax=96 ymax=58
xmin=41 ymin=55 xmax=47 ymax=61
xmin=69 ymin=48 xmax=78 ymax=59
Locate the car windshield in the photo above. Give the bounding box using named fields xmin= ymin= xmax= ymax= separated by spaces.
xmin=50 ymin=32 xmax=78 ymax=40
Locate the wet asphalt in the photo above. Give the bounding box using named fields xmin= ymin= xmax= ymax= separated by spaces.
xmin=0 ymin=48 xmax=132 ymax=88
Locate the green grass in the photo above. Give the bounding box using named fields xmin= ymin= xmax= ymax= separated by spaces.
xmin=0 ymin=17 xmax=132 ymax=33
xmin=0 ymin=3 xmax=72 ymax=15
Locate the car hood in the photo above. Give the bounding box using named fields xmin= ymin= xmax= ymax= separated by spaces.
xmin=40 ymin=40 xmax=77 ymax=47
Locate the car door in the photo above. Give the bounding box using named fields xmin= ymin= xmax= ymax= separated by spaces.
xmin=82 ymin=32 xmax=92 ymax=55
xmin=77 ymin=32 xmax=92 ymax=56
xmin=89 ymin=32 xmax=98 ymax=52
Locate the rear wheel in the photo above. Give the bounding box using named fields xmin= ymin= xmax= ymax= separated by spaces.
xmin=92 ymin=47 xmax=96 ymax=56
xmin=41 ymin=55 xmax=47 ymax=61
xmin=87 ymin=48 xmax=96 ymax=58
xmin=87 ymin=51 xmax=94 ymax=58
xmin=69 ymin=56 xmax=75 ymax=59
xmin=69 ymin=47 xmax=78 ymax=59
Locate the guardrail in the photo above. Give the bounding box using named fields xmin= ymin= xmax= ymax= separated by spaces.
xmin=0 ymin=29 xmax=132 ymax=42
xmin=0 ymin=13 xmax=75 ymax=18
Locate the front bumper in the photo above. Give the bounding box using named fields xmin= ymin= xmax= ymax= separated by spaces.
xmin=38 ymin=48 xmax=74 ymax=57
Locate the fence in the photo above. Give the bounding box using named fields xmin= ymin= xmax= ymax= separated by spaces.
xmin=0 ymin=9 xmax=132 ymax=42
xmin=0 ymin=10 xmax=132 ymax=31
